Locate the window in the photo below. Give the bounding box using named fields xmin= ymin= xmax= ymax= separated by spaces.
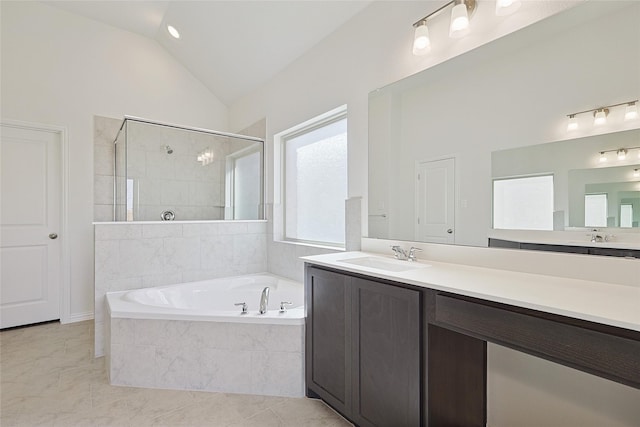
xmin=620 ymin=204 xmax=633 ymax=228
xmin=584 ymin=194 xmax=608 ymax=227
xmin=493 ymin=175 xmax=554 ymax=230
xmin=279 ymin=106 xmax=347 ymax=247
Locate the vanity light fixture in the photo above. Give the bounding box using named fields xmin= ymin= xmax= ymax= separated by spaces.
xmin=495 ymin=0 xmax=521 ymax=16
xmin=599 ymin=152 xmax=607 ymax=163
xmin=625 ymin=102 xmax=639 ymax=121
xmin=634 ymin=168 xmax=640 ymax=178
xmin=617 ymin=149 xmax=628 ymax=161
xmin=566 ymin=99 xmax=638 ymax=132
xmin=412 ymin=20 xmax=431 ymax=56
xmin=167 ymin=25 xmax=180 ymax=39
xmin=597 ymin=146 xmax=640 ymax=163
xmin=593 ymin=108 xmax=609 ymax=126
xmin=411 ymin=0 xmax=476 ymax=55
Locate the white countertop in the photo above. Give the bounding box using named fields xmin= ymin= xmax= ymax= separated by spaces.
xmin=301 ymin=251 xmax=640 ymax=332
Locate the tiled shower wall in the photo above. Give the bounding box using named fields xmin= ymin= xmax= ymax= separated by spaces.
xmin=94 ymin=116 xmax=120 ymax=221
xmin=94 ymin=221 xmax=268 ymax=357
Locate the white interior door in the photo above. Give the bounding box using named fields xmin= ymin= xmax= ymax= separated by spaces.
xmin=1 ymin=124 xmax=61 ymax=328
xmin=416 ymin=158 xmax=455 ymax=244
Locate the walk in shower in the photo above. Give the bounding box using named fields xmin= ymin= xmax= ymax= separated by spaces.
xmin=113 ymin=116 xmax=264 ymax=221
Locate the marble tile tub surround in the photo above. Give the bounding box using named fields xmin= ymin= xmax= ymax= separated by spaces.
xmin=94 ymin=220 xmax=268 ymax=357
xmin=107 ymin=317 xmax=304 ymax=397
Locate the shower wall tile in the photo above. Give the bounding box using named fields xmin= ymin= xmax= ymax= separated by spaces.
xmin=94 ymin=175 xmax=114 ymax=205
xmin=94 ymin=221 xmax=269 ymax=357
xmin=93 ymin=115 xmax=121 ymax=222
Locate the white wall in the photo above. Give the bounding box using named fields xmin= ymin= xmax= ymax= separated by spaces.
xmin=1 ymin=1 xmax=228 ymax=320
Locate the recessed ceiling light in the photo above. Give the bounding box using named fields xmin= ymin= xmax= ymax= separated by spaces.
xmin=167 ymin=25 xmax=180 ymax=39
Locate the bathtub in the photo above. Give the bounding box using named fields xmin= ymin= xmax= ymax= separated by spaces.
xmin=105 ymin=273 xmax=305 ymax=397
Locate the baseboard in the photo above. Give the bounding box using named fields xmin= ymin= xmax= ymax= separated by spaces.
xmin=61 ymin=311 xmax=94 ymax=324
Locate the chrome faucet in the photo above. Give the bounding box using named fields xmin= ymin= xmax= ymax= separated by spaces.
xmin=259 ymin=287 xmax=270 ymax=314
xmin=391 ymin=245 xmax=409 ymax=260
xmin=407 ymin=247 xmax=423 ymax=262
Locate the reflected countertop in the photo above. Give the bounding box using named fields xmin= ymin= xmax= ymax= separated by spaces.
xmin=301 ymin=251 xmax=640 ymax=332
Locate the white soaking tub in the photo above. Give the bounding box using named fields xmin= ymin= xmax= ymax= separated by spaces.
xmin=105 ymin=273 xmax=305 ymax=397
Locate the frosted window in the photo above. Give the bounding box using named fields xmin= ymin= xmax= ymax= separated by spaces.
xmin=284 ymin=114 xmax=347 ymax=246
xmin=584 ymin=194 xmax=607 ymax=227
xmin=620 ymin=204 xmax=633 ymax=228
xmin=493 ymin=175 xmax=554 ymax=230
xmin=233 ymin=150 xmax=261 ymax=220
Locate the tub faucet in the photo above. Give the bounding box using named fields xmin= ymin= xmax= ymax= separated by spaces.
xmin=259 ymin=287 xmax=270 ymax=314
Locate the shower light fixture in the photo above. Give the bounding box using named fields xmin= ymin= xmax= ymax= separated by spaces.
xmin=495 ymin=0 xmax=521 ymax=16
xmin=167 ymin=25 xmax=180 ymax=39
xmin=566 ymin=99 xmax=638 ymax=132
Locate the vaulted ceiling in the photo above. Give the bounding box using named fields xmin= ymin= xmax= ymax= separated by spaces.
xmin=46 ymin=1 xmax=373 ymax=106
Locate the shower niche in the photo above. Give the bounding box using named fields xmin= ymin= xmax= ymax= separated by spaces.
xmin=114 ymin=117 xmax=264 ymax=221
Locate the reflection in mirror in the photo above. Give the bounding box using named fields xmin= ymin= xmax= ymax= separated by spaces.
xmin=492 ymin=129 xmax=640 ymax=232
xmin=367 ymin=1 xmax=639 ymax=247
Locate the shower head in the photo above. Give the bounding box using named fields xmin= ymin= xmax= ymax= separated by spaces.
xmin=164 ymin=145 xmax=174 ymax=154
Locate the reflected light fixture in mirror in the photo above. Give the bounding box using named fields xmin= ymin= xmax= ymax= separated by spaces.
xmin=625 ymin=102 xmax=639 ymax=120
xmin=599 ymin=151 xmax=607 ymax=163
xmin=594 ymin=108 xmax=608 ymax=125
xmin=495 ymin=0 xmax=521 ymax=16
xmin=617 ymin=149 xmax=627 ymax=160
xmin=634 ymin=168 xmax=639 ymax=178
xmin=567 ymin=114 xmax=578 ymax=131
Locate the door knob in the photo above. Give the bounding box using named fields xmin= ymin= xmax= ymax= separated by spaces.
xmin=447 ymin=229 xmax=453 ymax=234
xmin=49 ymin=233 xmax=58 ymax=240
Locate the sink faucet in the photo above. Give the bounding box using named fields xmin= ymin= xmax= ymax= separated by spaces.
xmin=591 ymin=234 xmax=604 ymax=243
xmin=259 ymin=287 xmax=270 ymax=314
xmin=391 ymin=245 xmax=408 ymax=260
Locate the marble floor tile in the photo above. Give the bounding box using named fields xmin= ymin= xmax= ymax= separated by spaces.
xmin=1 ymin=320 xmax=351 ymax=427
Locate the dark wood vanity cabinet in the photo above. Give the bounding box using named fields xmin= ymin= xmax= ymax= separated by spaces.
xmin=305 ymin=266 xmax=421 ymax=427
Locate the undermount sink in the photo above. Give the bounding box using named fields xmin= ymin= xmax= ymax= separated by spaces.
xmin=337 ymin=256 xmax=429 ymax=272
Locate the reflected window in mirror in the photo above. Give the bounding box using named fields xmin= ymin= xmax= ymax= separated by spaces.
xmin=621 ymin=204 xmax=634 ymax=228
xmin=493 ymin=175 xmax=554 ymax=231
xmin=584 ymin=194 xmax=608 ymax=228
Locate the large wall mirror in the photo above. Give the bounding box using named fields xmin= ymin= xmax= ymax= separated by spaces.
xmin=368 ymin=1 xmax=639 ymax=248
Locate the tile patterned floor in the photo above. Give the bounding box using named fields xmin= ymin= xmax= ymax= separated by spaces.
xmin=0 ymin=321 xmax=352 ymax=426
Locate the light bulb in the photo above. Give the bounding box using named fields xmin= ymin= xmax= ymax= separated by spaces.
xmin=625 ymin=102 xmax=638 ymax=121
xmin=449 ymin=1 xmax=470 ymax=39
xmin=567 ymin=115 xmax=578 ymax=131
xmin=593 ymin=109 xmax=608 ymax=126
xmin=412 ymin=22 xmax=431 ymax=56
xmin=599 ymin=152 xmax=607 ymax=163
xmin=495 ymin=0 xmax=521 ymax=16
xmin=167 ymin=25 xmax=180 ymax=39
xmin=617 ymin=149 xmax=627 ymax=161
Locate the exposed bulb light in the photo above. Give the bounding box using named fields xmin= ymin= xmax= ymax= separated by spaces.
xmin=567 ymin=115 xmax=578 ymax=131
xmin=634 ymin=169 xmax=640 ymax=178
xmin=593 ymin=108 xmax=608 ymax=126
xmin=625 ymin=102 xmax=638 ymax=121
xmin=412 ymin=21 xmax=431 ymax=56
xmin=495 ymin=0 xmax=521 ymax=16
xmin=167 ymin=25 xmax=180 ymax=39
xmin=599 ymin=152 xmax=607 ymax=163
xmin=617 ymin=149 xmax=627 ymax=161
xmin=449 ymin=0 xmax=470 ymax=39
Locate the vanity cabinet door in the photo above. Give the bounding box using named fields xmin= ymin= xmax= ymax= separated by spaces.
xmin=351 ymin=277 xmax=421 ymax=427
xmin=305 ymin=266 xmax=352 ymax=416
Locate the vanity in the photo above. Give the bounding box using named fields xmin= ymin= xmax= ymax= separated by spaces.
xmin=303 ymin=252 xmax=640 ymax=427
